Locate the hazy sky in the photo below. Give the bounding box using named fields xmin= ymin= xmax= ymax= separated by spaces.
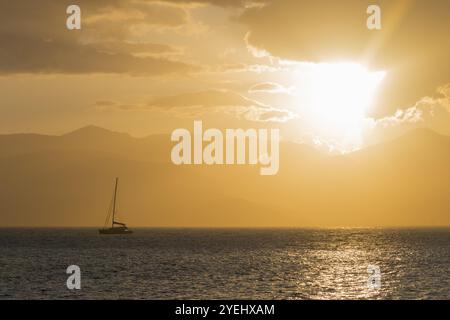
xmin=0 ymin=0 xmax=449 ymax=152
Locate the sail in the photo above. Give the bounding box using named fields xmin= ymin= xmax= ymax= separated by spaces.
xmin=99 ymin=177 xmax=132 ymax=234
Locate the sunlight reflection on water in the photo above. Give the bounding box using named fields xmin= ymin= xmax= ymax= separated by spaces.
xmin=0 ymin=228 xmax=448 ymax=299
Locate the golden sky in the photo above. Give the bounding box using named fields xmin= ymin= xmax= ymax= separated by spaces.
xmin=0 ymin=0 xmax=449 ymax=153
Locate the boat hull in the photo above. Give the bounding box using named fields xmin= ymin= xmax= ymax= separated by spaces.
xmin=99 ymin=227 xmax=133 ymax=235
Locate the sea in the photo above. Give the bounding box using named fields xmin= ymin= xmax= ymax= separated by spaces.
xmin=0 ymin=228 xmax=449 ymax=300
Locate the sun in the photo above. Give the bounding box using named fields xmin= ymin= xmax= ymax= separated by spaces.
xmin=305 ymin=63 xmax=385 ymax=152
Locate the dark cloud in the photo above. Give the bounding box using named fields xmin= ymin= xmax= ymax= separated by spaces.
xmin=240 ymin=0 xmax=450 ymax=116
xmin=170 ymin=0 xmax=268 ymax=8
xmin=93 ymin=89 xmax=296 ymax=122
xmin=0 ymin=0 xmax=197 ymax=75
xmin=146 ymin=89 xmax=297 ymax=122
xmin=148 ymin=89 xmax=267 ymax=108
xmin=93 ymin=90 xmax=267 ymax=111
xmin=0 ymin=35 xmax=197 ymax=75
xmin=94 ymin=100 xmax=117 ymax=107
xmin=89 ymin=42 xmax=178 ymax=56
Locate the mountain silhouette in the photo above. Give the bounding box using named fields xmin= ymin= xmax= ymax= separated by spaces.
xmin=0 ymin=126 xmax=448 ymax=227
xmin=0 ymin=125 xmax=171 ymax=163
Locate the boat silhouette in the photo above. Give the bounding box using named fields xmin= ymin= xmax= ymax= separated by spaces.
xmin=99 ymin=178 xmax=133 ymax=235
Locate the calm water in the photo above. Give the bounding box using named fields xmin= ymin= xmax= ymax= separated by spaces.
xmin=0 ymin=228 xmax=449 ymax=299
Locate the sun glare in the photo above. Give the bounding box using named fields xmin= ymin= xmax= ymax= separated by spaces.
xmin=305 ymin=63 xmax=385 ymax=151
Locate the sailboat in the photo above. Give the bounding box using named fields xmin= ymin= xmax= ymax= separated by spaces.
xmin=99 ymin=178 xmax=133 ymax=235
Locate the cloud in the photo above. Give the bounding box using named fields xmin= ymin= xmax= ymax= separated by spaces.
xmin=147 ymin=89 xmax=268 ymax=108
xmin=0 ymin=36 xmax=198 ymax=75
xmin=93 ymin=100 xmax=145 ymax=111
xmin=367 ymin=84 xmax=450 ymax=143
xmin=241 ymin=0 xmax=450 ymax=65
xmin=248 ymin=82 xmax=292 ymax=94
xmin=206 ymin=62 xmax=281 ymax=74
xmin=376 ymin=84 xmax=450 ymax=126
xmin=151 ymin=89 xmax=298 ymax=122
xmin=238 ymin=106 xmax=297 ymax=122
xmin=170 ymin=0 xmax=268 ymax=8
xmin=88 ymin=41 xmax=180 ymax=57
xmin=94 ymin=89 xmax=297 ymax=122
xmin=0 ymin=1 xmax=198 ymax=75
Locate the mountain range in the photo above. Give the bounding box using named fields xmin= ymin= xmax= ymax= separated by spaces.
xmin=0 ymin=126 xmax=449 ymax=227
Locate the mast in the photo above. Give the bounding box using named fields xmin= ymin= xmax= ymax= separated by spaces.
xmin=112 ymin=177 xmax=118 ymax=227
